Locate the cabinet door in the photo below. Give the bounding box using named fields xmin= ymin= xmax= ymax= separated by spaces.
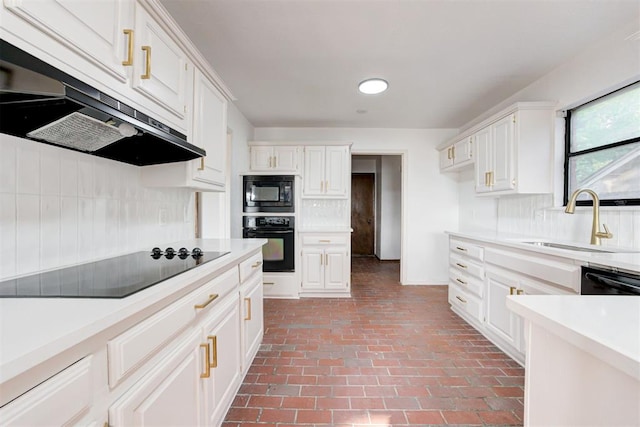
xmin=109 ymin=330 xmax=203 ymax=427
xmin=439 ymin=146 xmax=454 ymax=170
xmin=485 ymin=270 xmax=520 ymax=350
xmin=4 ymin=0 xmax=133 ymax=84
xmin=491 ymin=114 xmax=515 ymax=191
xmin=202 ymin=298 xmax=242 ymax=427
xmin=453 ymin=137 xmax=473 ymax=165
xmin=325 ymin=146 xmax=349 ymax=197
xmin=474 ymin=127 xmax=492 ymax=193
xmin=241 ymin=274 xmax=264 ymax=372
xmin=192 ymin=69 xmax=227 ymax=188
xmin=301 ymin=248 xmax=325 ymax=289
xmin=324 ymin=247 xmax=349 ymax=290
xmin=133 ymin=4 xmax=189 ymax=120
xmin=303 ymin=146 xmax=326 ymax=196
xmin=250 ymin=146 xmax=274 ymax=171
xmin=273 ymin=146 xmax=298 ymax=171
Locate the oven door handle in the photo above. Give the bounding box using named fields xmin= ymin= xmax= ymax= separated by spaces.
xmin=584 ymin=272 xmax=640 ymax=294
xmin=246 ymin=230 xmax=293 ymax=235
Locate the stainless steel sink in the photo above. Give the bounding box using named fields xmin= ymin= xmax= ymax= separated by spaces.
xmin=521 ymin=241 xmax=615 ymax=253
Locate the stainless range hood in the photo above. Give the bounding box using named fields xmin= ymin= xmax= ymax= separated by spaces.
xmin=0 ymin=40 xmax=205 ymax=166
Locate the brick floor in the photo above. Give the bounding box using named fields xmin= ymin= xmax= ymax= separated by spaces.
xmin=223 ymin=257 xmax=524 ymax=426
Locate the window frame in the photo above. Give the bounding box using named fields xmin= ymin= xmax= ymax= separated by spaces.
xmin=563 ymin=82 xmax=640 ymax=207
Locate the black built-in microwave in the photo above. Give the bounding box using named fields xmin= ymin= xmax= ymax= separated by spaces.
xmin=243 ymin=175 xmax=294 ymax=212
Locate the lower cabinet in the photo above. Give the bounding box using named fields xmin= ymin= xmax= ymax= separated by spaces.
xmin=240 ymin=272 xmax=264 ymax=373
xmin=301 ymin=246 xmax=349 ymax=296
xmin=485 ymin=268 xmax=521 ymax=352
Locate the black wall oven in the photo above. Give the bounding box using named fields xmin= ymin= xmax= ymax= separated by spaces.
xmin=243 ymin=216 xmax=295 ymax=272
xmin=243 ymin=175 xmax=294 ymax=213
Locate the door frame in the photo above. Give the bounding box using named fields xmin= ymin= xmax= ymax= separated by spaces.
xmin=350 ymin=150 xmax=407 ymax=285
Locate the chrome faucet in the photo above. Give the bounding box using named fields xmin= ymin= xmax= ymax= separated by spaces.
xmin=565 ymin=188 xmax=613 ymax=245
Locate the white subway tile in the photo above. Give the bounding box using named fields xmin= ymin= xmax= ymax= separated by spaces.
xmin=93 ymin=198 xmax=107 ymax=258
xmin=40 ymin=195 xmax=61 ymax=270
xmin=16 ymin=194 xmax=40 ymax=274
xmin=77 ymin=158 xmax=94 ymax=198
xmin=0 ymin=193 xmax=17 ymax=278
xmin=0 ymin=137 xmax=17 ymax=194
xmin=105 ymin=199 xmax=119 ymax=254
xmin=60 ymin=197 xmax=78 ymax=266
xmin=60 ymin=153 xmax=78 ymax=197
xmin=77 ymin=197 xmax=94 ymax=262
xmin=40 ymin=149 xmax=61 ymax=196
xmin=16 ymin=143 xmax=40 ymax=195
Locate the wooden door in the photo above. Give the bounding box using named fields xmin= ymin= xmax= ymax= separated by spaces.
xmin=351 ymin=174 xmax=375 ymax=256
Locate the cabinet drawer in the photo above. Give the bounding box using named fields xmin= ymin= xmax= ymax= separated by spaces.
xmin=108 ymin=267 xmax=239 ymax=387
xmin=450 ymin=239 xmax=484 ymax=262
xmin=450 ymin=253 xmax=484 ymax=280
xmin=262 ymin=273 xmax=298 ymax=298
xmin=239 ymin=251 xmax=263 ymax=283
xmin=449 ymin=267 xmax=483 ymax=298
xmin=448 ymin=285 xmax=482 ymax=323
xmin=301 ymin=234 xmax=349 ymax=246
xmin=0 ymin=358 xmax=92 ymax=426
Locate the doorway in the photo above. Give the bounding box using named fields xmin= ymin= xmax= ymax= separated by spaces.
xmin=351 ymin=173 xmax=375 ymax=256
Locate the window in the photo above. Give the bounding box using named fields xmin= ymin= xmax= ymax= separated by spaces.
xmin=564 ymin=81 xmax=640 ymax=206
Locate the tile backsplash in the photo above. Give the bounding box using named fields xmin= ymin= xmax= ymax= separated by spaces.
xmin=300 ymin=199 xmax=350 ymax=229
xmin=0 ymin=134 xmax=195 ymax=280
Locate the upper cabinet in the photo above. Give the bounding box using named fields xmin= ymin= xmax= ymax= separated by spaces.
xmin=303 ymin=145 xmax=350 ymax=198
xmin=439 ymin=136 xmax=474 ymax=171
xmin=249 ymin=145 xmax=299 ymax=172
xmin=438 ymin=102 xmax=556 ymax=196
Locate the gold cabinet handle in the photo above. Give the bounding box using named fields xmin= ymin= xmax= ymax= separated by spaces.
xmin=194 ymin=293 xmax=219 ymax=309
xmin=200 ymin=343 xmax=211 ymax=378
xmin=517 ymin=289 xmax=524 ymax=295
xmin=451 ymin=145 xmax=455 ymax=160
xmin=198 ymin=157 xmax=205 ymax=171
xmin=320 ymin=180 xmax=323 ymax=193
xmin=484 ymin=171 xmax=489 ymax=187
xmin=268 ymin=156 xmax=273 ymax=168
xmin=489 ymin=171 xmax=494 ymax=186
xmin=141 ymin=45 xmax=151 ymax=79
xmin=263 ymin=282 xmax=275 ymax=285
xmin=447 ymin=147 xmax=452 ymax=160
xmin=456 ymin=295 xmax=467 ymax=303
xmin=325 ymin=180 xmax=328 ymax=193
xmin=251 ymin=261 xmax=263 ymax=268
xmin=319 ymin=239 xmax=331 ymax=243
xmin=122 ymin=29 xmax=134 ymax=66
xmin=455 ymin=278 xmax=467 ymax=285
xmin=208 ymin=335 xmax=217 ymax=368
xmin=509 ymin=286 xmax=517 ymax=295
xmin=455 ymin=246 xmax=467 ymax=252
xmin=455 ymin=262 xmax=467 ymax=269
xmin=274 ymin=156 xmax=277 ymax=168
xmin=325 ymin=254 xmax=328 ymax=265
xmin=244 ymin=297 xmax=252 ymax=321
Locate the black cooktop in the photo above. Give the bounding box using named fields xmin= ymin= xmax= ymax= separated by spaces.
xmin=0 ymin=250 xmax=229 ymax=298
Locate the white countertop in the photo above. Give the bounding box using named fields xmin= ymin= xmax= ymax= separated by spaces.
xmin=507 ymin=295 xmax=640 ymax=381
xmin=0 ymin=238 xmax=265 ymax=386
xmin=447 ymin=230 xmax=640 ymax=273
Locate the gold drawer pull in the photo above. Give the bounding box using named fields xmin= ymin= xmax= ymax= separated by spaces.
xmin=122 ymin=29 xmax=134 ymax=66
xmin=244 ymin=297 xmax=252 ymax=321
xmin=200 ymin=343 xmax=211 ymax=378
xmin=319 ymin=239 xmax=331 ymax=243
xmin=251 ymin=261 xmax=263 ymax=268
xmin=456 ymin=295 xmax=467 ymax=303
xmin=455 ymin=263 xmax=467 ymax=269
xmin=517 ymin=289 xmax=525 ymax=295
xmin=455 ymin=278 xmax=467 ymax=285
xmin=510 ymin=286 xmax=517 ymax=295
xmin=198 ymin=157 xmax=205 ymax=171
xmin=141 ymin=45 xmax=151 ymax=79
xmin=208 ymin=335 xmax=218 ymax=368
xmin=194 ymin=293 xmax=219 ymax=309
xmin=325 ymin=254 xmax=328 ymax=265
xmin=263 ymin=282 xmax=275 ymax=285
xmin=455 ymin=246 xmax=467 ymax=252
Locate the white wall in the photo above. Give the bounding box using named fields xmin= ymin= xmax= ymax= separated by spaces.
xmin=0 ymin=134 xmax=195 ymax=280
xmin=254 ymin=127 xmax=458 ymax=284
xmin=200 ymin=102 xmax=255 ymax=240
xmin=456 ymin=20 xmax=640 ymax=250
xmin=379 ymin=156 xmax=401 ymax=260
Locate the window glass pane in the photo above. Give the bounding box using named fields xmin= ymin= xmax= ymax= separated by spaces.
xmin=568 ymin=143 xmax=640 ymax=201
xmin=570 ymin=83 xmax=640 ymax=152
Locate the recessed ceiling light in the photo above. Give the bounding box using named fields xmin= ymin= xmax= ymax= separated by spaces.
xmin=358 ymin=78 xmax=388 ymax=95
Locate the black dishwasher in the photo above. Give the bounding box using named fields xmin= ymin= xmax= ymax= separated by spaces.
xmin=581 ymin=266 xmax=640 ymax=295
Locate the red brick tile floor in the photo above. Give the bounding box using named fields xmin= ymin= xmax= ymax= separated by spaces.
xmin=223 ymin=257 xmax=524 ymax=426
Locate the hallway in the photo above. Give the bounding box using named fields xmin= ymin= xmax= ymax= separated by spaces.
xmin=223 ymin=257 xmax=524 ymax=426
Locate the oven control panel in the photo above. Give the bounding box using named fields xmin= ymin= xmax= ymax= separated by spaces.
xmin=243 ymin=216 xmax=294 ymax=229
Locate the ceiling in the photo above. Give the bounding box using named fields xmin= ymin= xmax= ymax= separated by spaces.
xmin=160 ymin=0 xmax=639 ymax=129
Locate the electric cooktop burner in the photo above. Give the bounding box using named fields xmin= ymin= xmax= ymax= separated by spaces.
xmin=0 ymin=248 xmax=229 ymax=299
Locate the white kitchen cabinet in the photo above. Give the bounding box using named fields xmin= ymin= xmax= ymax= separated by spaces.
xmin=485 ymin=267 xmax=521 ymax=351
xmin=240 ymin=273 xmax=264 ymax=373
xmin=262 ymin=273 xmax=299 ymax=299
xmin=475 ymin=114 xmax=515 ymax=193
xmin=439 ymin=136 xmax=474 ymax=171
xmin=448 ymin=238 xmax=485 ymax=326
xmin=0 ymin=358 xmax=96 ymax=426
xmin=300 ymin=233 xmax=350 ymax=297
xmin=250 ymin=145 xmax=299 ymax=172
xmin=109 ymin=330 xmax=204 ymax=427
xmin=303 ymin=145 xmax=350 ymax=198
xmin=2 ymin=0 xmax=133 ymax=85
